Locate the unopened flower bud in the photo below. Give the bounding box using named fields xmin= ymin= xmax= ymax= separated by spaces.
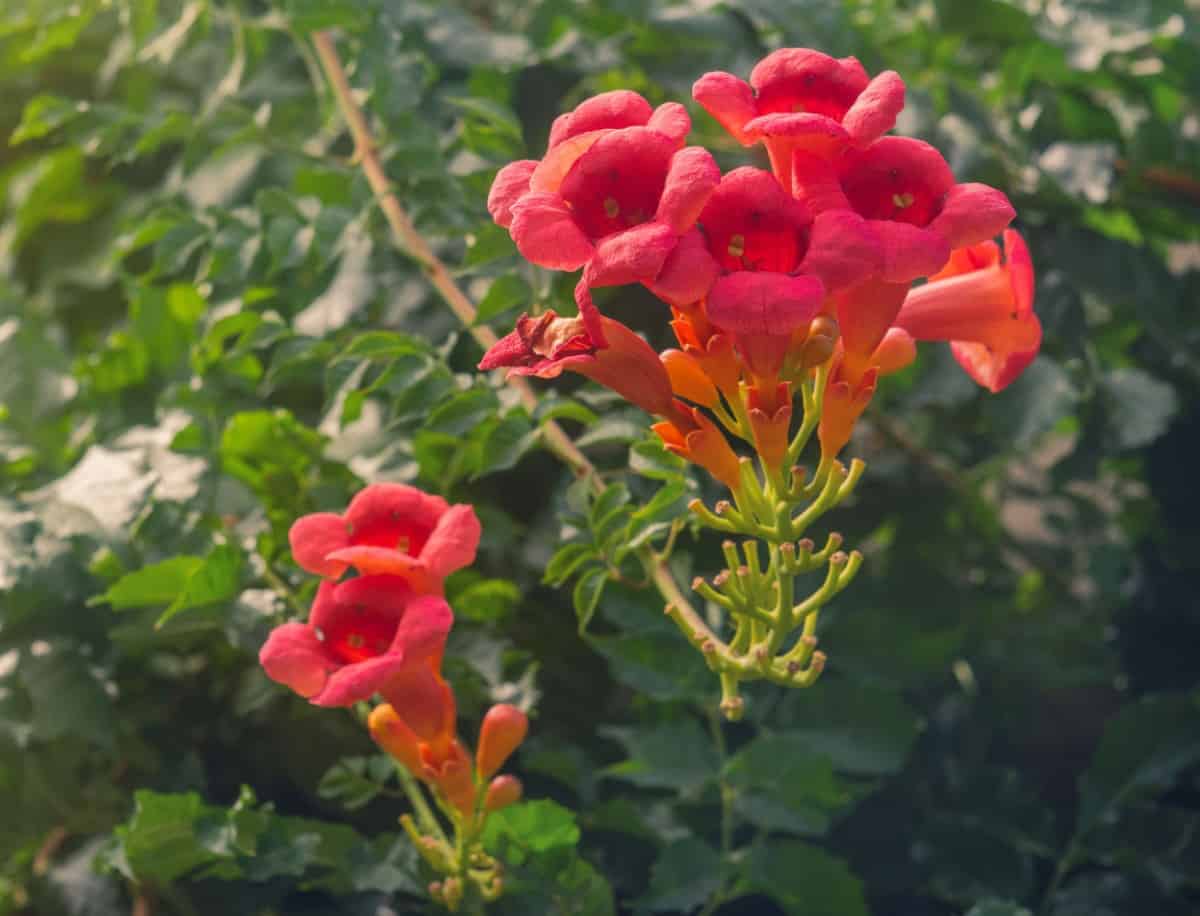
xmin=476 ymin=704 xmax=529 ymax=779
xmin=435 ymin=748 xmax=477 ymax=817
xmin=368 ymin=703 xmax=423 ymax=776
xmin=661 ymin=348 xmax=719 ymax=407
xmin=800 ymin=315 xmax=839 ymax=368
xmin=484 ymin=774 xmax=523 ymax=811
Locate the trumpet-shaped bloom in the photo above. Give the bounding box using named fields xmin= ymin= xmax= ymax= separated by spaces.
xmin=793 ymin=136 xmax=1015 ymax=283
xmin=895 ymin=229 xmax=1040 ymax=392
xmin=487 ymin=97 xmax=720 ymax=295
xmin=695 ymin=167 xmax=881 ymax=377
xmin=487 ymin=89 xmax=689 ymax=228
xmin=694 ymin=49 xmax=905 ymax=179
xmin=259 ymin=576 xmax=452 ymax=707
xmin=289 ymin=483 xmax=481 ymax=593
xmin=479 ymin=286 xmax=684 ymax=421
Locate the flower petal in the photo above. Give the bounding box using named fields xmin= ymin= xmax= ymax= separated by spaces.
xmin=487 ymin=160 xmax=537 ymax=228
xmin=344 ymin=483 xmax=448 ymax=538
xmin=800 ymin=208 xmax=882 ymax=293
xmin=951 ymin=332 xmax=1041 ymax=394
xmin=656 ymin=146 xmax=721 ymax=234
xmin=289 ymin=512 xmax=351 ymax=579
xmin=547 ymin=90 xmax=654 ymax=148
xmin=324 ymin=546 xmax=427 ymax=583
xmin=842 ymin=70 xmax=905 ymax=146
xmin=706 ymin=272 xmax=824 ymax=337
xmin=646 ymin=228 xmax=720 ymax=306
xmin=583 ymin=221 xmax=678 ymax=289
xmin=259 ymin=621 xmax=337 ymax=699
xmin=870 ymin=219 xmax=951 ymax=283
xmin=926 ymin=183 xmax=1016 ymax=250
xmin=647 ymin=102 xmax=691 ymax=145
xmin=389 ymin=594 xmax=454 ymax=663
xmin=509 ymin=191 xmax=595 ymax=270
xmin=312 ymin=653 xmax=412 ymax=707
xmin=1003 ymin=229 xmax=1035 ymax=316
xmin=420 ymin=504 xmax=482 ymax=581
xmin=692 ymin=71 xmax=758 ymax=145
xmin=310 ymin=575 xmax=410 ymax=633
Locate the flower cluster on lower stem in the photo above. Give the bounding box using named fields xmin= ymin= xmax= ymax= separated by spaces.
xmin=258 ymin=483 xmax=528 ymax=911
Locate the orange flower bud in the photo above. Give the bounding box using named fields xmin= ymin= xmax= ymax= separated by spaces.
xmin=799 ymin=315 xmax=839 ymax=369
xmin=819 ymin=366 xmax=877 ymax=459
xmin=653 ymin=405 xmax=742 ymax=492
xmin=431 ymin=740 xmax=476 ymax=816
xmin=661 ymin=349 xmax=719 ymax=407
xmin=368 ymin=703 xmax=423 ymax=776
xmin=484 ymin=774 xmax=523 ymax=811
xmin=747 ymin=382 xmax=792 ymax=470
xmin=475 ymin=704 xmax=529 ymax=779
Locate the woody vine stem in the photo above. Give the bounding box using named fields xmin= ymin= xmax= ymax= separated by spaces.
xmin=310 ymin=32 xmax=713 ymax=661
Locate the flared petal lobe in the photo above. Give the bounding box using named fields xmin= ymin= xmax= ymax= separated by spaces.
xmin=896 ymin=229 xmax=1039 ymax=392
xmin=259 ymin=577 xmax=454 ymax=709
xmin=487 ymin=160 xmax=537 ymax=228
xmin=287 ymin=483 xmax=480 ymax=594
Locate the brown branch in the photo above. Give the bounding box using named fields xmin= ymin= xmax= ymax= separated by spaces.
xmin=309 ymin=30 xmax=696 ymax=622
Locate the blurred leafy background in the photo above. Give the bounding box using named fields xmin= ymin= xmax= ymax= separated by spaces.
xmin=1 ymin=0 xmax=1199 ymax=914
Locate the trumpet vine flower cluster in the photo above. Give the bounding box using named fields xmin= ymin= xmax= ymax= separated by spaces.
xmin=482 ymin=48 xmax=1040 ymax=717
xmin=259 ymin=483 xmax=527 ymax=910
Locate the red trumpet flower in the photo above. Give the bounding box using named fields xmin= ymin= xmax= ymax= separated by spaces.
xmin=895 ymin=229 xmax=1040 ymax=392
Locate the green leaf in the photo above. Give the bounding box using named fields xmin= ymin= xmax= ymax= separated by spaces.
xmin=92 ymin=556 xmax=204 ymax=610
xmin=602 ymin=719 xmax=719 ymax=794
xmin=641 ymin=837 xmax=723 ymax=913
xmin=572 ymin=565 xmax=608 ymax=635
xmin=157 ymin=543 xmax=244 ymax=627
xmin=425 ymin=387 xmax=498 ymax=437
xmin=448 ymin=576 xmax=521 ymax=622
xmin=475 ymin=274 xmax=532 ymax=324
xmin=482 ymin=800 xmax=581 ymax=863
xmin=1077 ymin=693 xmax=1200 ymax=837
xmin=474 ymin=410 xmax=537 ymax=476
xmin=11 ymin=94 xmax=84 ymax=144
xmin=543 ymin=543 xmax=598 ymax=587
xmin=738 ymin=841 xmax=868 ymax=916
xmin=317 ymin=756 xmax=395 ymax=811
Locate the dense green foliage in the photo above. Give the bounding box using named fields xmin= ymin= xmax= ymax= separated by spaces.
xmin=2 ymin=0 xmax=1199 ymax=914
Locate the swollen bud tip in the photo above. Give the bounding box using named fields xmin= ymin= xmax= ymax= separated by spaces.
xmin=476 ymin=704 xmax=529 ymax=778
xmin=484 ymin=774 xmax=523 ymax=811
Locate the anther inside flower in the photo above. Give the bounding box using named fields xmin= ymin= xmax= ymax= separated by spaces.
xmin=288 ymin=483 xmax=481 ymax=593
xmin=258 ymin=575 xmax=452 ymax=707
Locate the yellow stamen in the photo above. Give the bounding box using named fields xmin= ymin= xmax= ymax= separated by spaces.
xmin=892 ymin=192 xmax=915 ymax=209
xmin=728 ymin=233 xmax=745 ymax=259
xmin=603 ymin=197 xmax=620 ymax=219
